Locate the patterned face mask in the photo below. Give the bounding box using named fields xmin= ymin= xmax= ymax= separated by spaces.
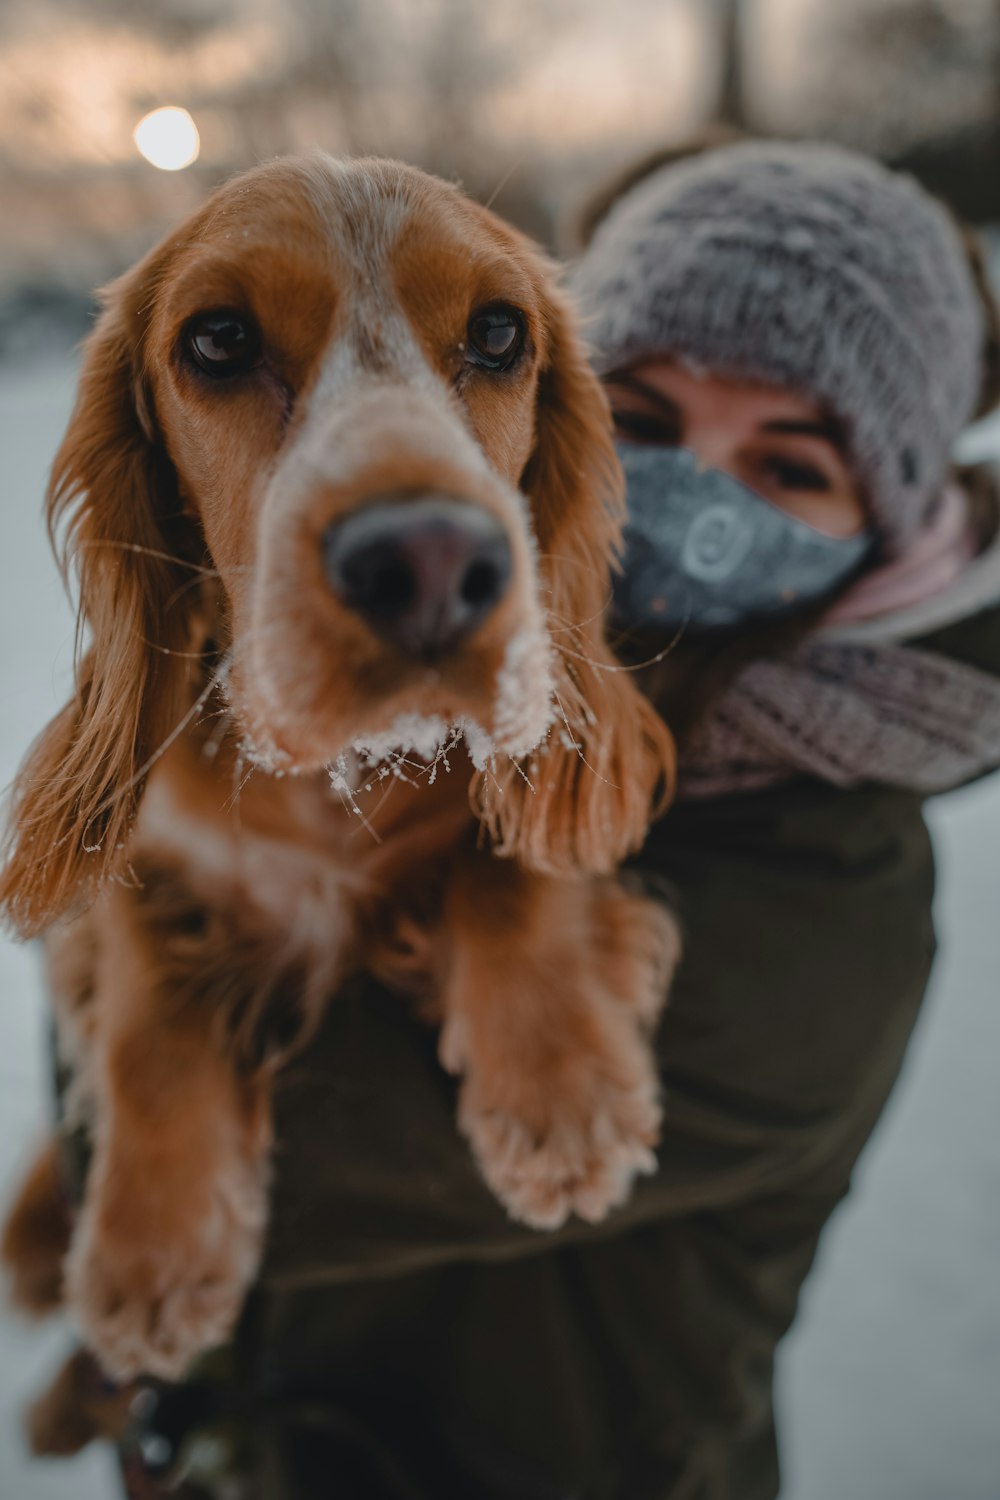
xmin=612 ymin=443 xmax=874 ymax=634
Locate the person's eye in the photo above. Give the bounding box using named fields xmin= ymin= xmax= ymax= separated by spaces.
xmin=763 ymin=456 xmax=831 ymax=492
xmin=612 ymin=409 xmax=681 ymax=445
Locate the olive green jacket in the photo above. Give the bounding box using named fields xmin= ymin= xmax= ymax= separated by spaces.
xmin=125 ymin=600 xmax=1000 ymax=1500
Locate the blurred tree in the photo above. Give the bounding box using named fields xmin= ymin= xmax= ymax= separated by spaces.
xmin=715 ymin=0 xmax=749 ymax=127
xmin=759 ymin=0 xmax=996 ymax=151
xmin=889 ymin=0 xmax=1000 ymax=222
xmin=747 ymin=0 xmax=1000 ymax=222
xmin=193 ymin=0 xmax=570 ymax=232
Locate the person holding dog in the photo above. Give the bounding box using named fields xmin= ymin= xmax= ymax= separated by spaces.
xmin=32 ymin=138 xmax=1000 ymax=1500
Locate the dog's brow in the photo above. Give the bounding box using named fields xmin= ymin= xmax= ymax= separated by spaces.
xmin=315 ymin=159 xmax=414 ymax=279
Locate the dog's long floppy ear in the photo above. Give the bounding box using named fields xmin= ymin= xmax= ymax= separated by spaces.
xmin=0 ymin=268 xmax=201 ymax=938
xmin=474 ymin=278 xmax=675 ymax=875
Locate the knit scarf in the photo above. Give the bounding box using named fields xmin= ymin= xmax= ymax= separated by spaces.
xmin=679 ymin=517 xmax=1000 ymax=800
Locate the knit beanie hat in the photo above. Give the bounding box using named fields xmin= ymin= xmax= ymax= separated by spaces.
xmin=572 ymin=139 xmax=986 ymax=556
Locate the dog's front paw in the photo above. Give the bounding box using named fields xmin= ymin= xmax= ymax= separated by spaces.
xmin=457 ymin=1015 xmax=662 ymax=1231
xmin=592 ymin=879 xmax=682 ymax=1030
xmin=65 ymin=1158 xmax=266 ymax=1382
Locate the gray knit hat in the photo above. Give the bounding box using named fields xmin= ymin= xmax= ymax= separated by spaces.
xmin=572 ymin=140 xmax=986 ymax=555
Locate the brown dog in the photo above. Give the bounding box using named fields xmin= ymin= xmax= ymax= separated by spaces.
xmin=0 ymin=156 xmax=678 ymax=1384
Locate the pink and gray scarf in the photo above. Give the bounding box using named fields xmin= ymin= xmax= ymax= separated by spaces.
xmin=680 ymin=490 xmax=1000 ymax=799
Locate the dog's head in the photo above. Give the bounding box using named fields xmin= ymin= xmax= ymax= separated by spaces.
xmin=1 ymin=156 xmax=673 ymax=935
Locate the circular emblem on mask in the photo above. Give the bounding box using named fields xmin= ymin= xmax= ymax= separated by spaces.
xmin=681 ymin=502 xmax=756 ymax=581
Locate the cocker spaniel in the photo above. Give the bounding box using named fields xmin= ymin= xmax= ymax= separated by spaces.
xmin=1 ymin=156 xmax=678 ymax=1385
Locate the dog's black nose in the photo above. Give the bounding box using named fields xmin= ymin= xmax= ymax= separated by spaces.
xmin=322 ymin=498 xmax=512 ymax=660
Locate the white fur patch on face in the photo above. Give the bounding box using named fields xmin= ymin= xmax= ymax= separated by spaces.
xmin=487 ymin=623 xmax=556 ymax=760
xmin=330 ymin=623 xmax=556 ymax=784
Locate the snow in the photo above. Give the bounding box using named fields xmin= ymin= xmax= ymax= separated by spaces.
xmin=342 ymin=623 xmax=556 ymax=780
xmin=485 ymin=622 xmax=556 ymax=759
xmin=0 ymin=356 xmax=997 ymax=1499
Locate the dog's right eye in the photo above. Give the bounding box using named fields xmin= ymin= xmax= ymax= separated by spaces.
xmin=466 ymin=306 xmax=525 ymax=372
xmin=186 ymin=310 xmax=262 ymax=378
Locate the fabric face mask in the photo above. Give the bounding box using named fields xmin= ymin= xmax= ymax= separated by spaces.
xmin=612 ymin=443 xmax=874 ymax=633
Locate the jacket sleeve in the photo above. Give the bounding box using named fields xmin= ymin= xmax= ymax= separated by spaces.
xmin=260 ymin=778 xmax=936 ymax=1291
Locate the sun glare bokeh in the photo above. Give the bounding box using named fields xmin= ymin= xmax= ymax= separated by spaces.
xmin=133 ymin=106 xmax=200 ymax=170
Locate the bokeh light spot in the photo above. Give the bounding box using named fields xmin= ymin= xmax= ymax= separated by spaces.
xmin=133 ymin=107 xmax=200 ymax=171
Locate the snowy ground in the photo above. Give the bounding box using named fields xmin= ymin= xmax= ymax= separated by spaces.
xmin=0 ymin=357 xmax=997 ymax=1499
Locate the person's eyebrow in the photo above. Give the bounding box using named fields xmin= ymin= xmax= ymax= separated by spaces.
xmin=761 ymin=416 xmax=845 ymax=450
xmin=604 ymin=372 xmax=682 ymax=416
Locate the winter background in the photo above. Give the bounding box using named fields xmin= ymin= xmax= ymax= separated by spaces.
xmin=1 ymin=2 xmax=999 ymax=1497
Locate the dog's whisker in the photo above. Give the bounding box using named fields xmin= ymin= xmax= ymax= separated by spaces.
xmin=327 ymin=754 xmax=384 ymax=844
xmin=79 ymin=656 xmax=233 ymax=848
xmin=536 ymin=549 xmax=610 ymax=577
xmin=426 ymin=727 xmax=464 ymax=786
xmin=545 ymin=587 xmax=616 ymax=635
xmin=110 ymin=857 xmax=144 ymax=893
xmin=198 ymin=707 xmax=235 ymax=762
xmin=551 ymin=626 xmax=687 ymax=675
xmin=224 ymin=758 xmax=256 ymax=815
xmin=75 ymin=541 xmax=220 ymax=578
xmin=139 ymin=638 xmax=217 ymax=660
xmin=165 ymin=573 xmax=214 ymax=614
xmin=503 ymin=753 xmax=535 ymax=793
xmin=482 ymin=154 xmax=526 ymax=213
xmin=550 ymin=686 xmax=622 ymax=792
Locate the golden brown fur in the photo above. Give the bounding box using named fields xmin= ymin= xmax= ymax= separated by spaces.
xmin=0 ymin=156 xmax=678 ymax=1384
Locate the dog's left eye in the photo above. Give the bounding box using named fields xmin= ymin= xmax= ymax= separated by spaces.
xmin=186 ymin=310 xmax=262 ymax=378
xmin=466 ymin=306 xmax=525 ymax=371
